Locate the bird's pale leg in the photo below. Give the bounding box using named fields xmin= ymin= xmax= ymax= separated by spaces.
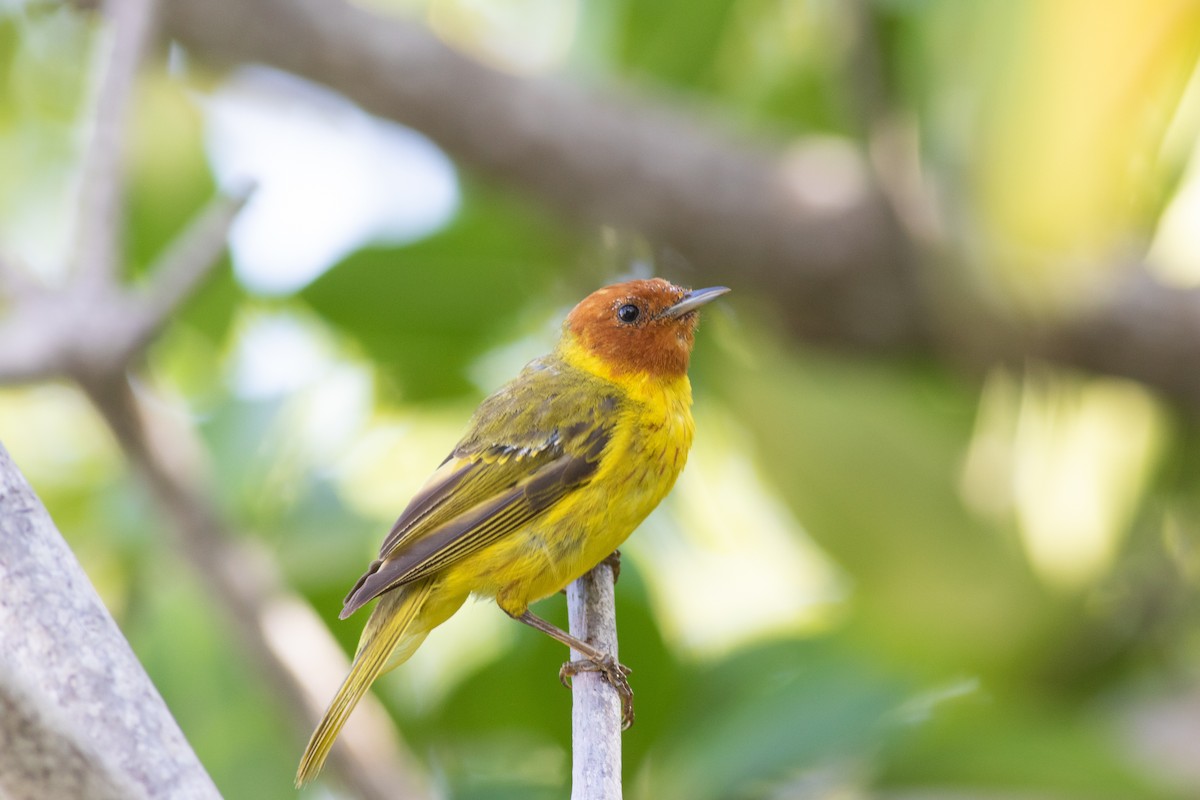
xmin=515 ymin=610 xmax=635 ymax=729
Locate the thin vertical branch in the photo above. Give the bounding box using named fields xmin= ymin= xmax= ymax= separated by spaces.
xmin=122 ymin=186 xmax=253 ymax=358
xmin=73 ymin=0 xmax=158 ymax=286
xmin=566 ymin=563 xmax=623 ymax=800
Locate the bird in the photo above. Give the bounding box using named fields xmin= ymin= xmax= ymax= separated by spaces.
xmin=296 ymin=277 xmax=729 ymax=786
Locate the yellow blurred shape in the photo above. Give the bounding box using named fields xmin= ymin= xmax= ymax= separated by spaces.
xmin=335 ymin=403 xmax=473 ymax=527
xmin=427 ymin=0 xmax=580 ymax=74
xmin=960 ymin=369 xmax=1021 ymax=520
xmin=0 ymin=5 xmax=95 ymax=281
xmin=1148 ymin=154 xmax=1200 ymax=286
xmin=1148 ymin=60 xmax=1200 ymax=286
xmin=1162 ymin=512 xmax=1200 ymax=584
xmin=632 ymin=401 xmax=846 ymax=660
xmin=0 ymin=386 xmax=129 ymax=615
xmin=977 ymin=0 xmax=1200 ymax=307
xmin=129 ymin=71 xmax=212 ymax=214
xmin=1015 ymin=374 xmax=1164 ymax=588
xmin=0 ymin=385 xmax=120 ymax=487
xmin=962 ymin=368 xmax=1165 ymax=589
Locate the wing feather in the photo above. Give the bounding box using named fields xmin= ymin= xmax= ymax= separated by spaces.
xmin=340 ymin=358 xmax=621 ymax=618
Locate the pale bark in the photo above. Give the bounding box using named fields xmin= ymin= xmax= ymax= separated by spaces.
xmin=0 ymin=667 xmax=142 ymax=800
xmin=0 ymin=1 xmax=434 ymax=793
xmin=566 ymin=563 xmax=624 ymax=800
xmin=0 ymin=443 xmax=222 ymax=800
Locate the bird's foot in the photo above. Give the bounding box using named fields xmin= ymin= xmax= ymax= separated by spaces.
xmin=559 ymin=655 xmax=634 ymax=729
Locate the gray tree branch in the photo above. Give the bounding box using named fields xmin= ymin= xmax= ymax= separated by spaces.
xmin=123 ymin=185 xmax=253 ymax=359
xmin=156 ymin=0 xmax=1200 ymax=412
xmin=157 ymin=0 xmax=925 ymax=353
xmin=566 ymin=563 xmax=623 ymax=800
xmin=73 ymin=0 xmax=158 ymax=288
xmin=0 ymin=666 xmax=145 ymax=800
xmin=0 ymin=5 xmax=431 ymax=790
xmin=0 ymin=442 xmax=222 ymax=800
xmin=0 ymin=254 xmax=39 ymax=301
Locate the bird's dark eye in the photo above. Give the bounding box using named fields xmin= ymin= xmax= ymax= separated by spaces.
xmin=617 ymin=304 xmax=641 ymax=324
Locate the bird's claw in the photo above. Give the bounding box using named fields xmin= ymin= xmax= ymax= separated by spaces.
xmin=559 ymin=655 xmax=635 ymax=729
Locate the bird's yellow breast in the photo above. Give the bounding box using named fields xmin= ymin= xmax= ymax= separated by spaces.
xmin=442 ymin=342 xmax=696 ymax=616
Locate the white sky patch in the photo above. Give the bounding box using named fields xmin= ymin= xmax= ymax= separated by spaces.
xmin=1149 ymin=151 xmax=1200 ymax=286
xmin=467 ymin=320 xmax=562 ymax=395
xmin=229 ymin=309 xmax=376 ymax=478
xmin=229 ymin=311 xmax=341 ymax=399
xmin=1011 ymin=374 xmax=1163 ymax=589
xmin=1149 ymin=59 xmax=1200 ymax=286
xmin=203 ymin=66 xmax=459 ymax=295
xmin=428 ymin=0 xmax=581 ymax=75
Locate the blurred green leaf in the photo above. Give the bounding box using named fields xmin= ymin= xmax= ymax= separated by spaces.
xmin=10 ymin=1 xmax=1200 ymax=798
xmin=301 ymin=181 xmax=578 ymax=401
xmin=645 ymin=636 xmax=907 ymax=800
xmin=127 ymin=552 xmax=299 ymax=800
xmin=126 ymin=73 xmax=241 ymax=342
xmin=611 ymin=0 xmax=736 ymax=89
xmin=879 ymin=694 xmax=1184 ymax=800
xmin=709 ymin=331 xmax=1054 ymax=677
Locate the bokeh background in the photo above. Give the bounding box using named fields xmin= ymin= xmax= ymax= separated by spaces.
xmin=4 ymin=0 xmax=1200 ymax=798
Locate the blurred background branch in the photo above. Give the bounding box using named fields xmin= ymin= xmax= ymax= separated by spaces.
xmin=5 ymin=0 xmax=1200 ymax=797
xmin=157 ymin=0 xmax=1200 ymax=412
xmin=71 ymin=0 xmax=155 ymax=288
xmin=0 ymin=2 xmax=430 ymax=797
xmin=157 ymin=0 xmax=925 ymax=352
xmin=76 ymin=370 xmax=430 ymax=800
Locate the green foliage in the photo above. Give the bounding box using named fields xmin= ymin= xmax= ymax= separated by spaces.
xmin=130 ymin=558 xmax=301 ymax=800
xmin=301 ymin=182 xmax=578 ymax=400
xmin=647 ymin=637 xmax=906 ymax=800
xmin=611 ymin=0 xmax=736 ymax=89
xmin=126 ymin=73 xmax=242 ymax=342
xmin=881 ymin=697 xmax=1180 ymax=800
xmin=5 ymin=0 xmax=1200 ymax=798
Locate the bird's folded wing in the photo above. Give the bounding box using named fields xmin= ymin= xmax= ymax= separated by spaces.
xmin=340 ymin=419 xmax=612 ymax=618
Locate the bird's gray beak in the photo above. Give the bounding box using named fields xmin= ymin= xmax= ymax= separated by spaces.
xmin=661 ymin=286 xmax=731 ymax=319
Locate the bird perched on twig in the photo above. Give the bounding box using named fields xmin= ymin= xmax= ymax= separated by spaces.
xmin=297 ymin=278 xmax=729 ymax=786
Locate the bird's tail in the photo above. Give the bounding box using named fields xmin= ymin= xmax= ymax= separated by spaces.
xmin=295 ymin=578 xmax=437 ymax=787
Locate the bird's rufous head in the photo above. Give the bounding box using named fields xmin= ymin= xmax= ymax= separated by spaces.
xmin=563 ymin=278 xmax=730 ymax=379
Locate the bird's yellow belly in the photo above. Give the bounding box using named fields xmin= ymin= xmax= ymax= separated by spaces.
xmin=442 ymin=396 xmax=693 ymax=616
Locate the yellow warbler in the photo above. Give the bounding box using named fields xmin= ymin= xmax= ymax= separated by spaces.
xmin=297 ymin=278 xmax=729 ymax=785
